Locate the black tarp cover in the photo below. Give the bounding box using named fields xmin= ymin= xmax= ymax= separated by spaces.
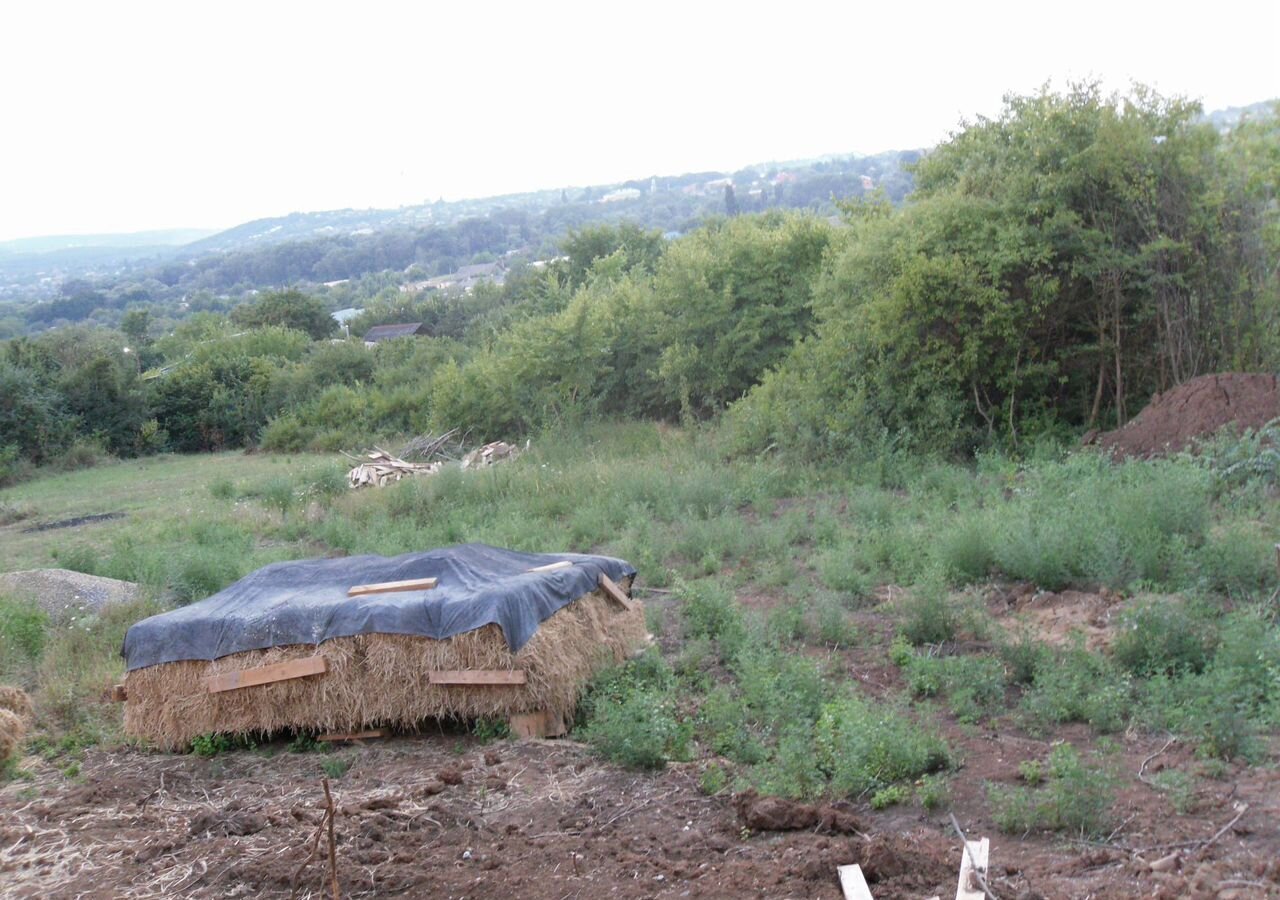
xmin=122 ymin=544 xmax=636 ymax=671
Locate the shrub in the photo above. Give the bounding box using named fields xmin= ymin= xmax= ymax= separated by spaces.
xmin=988 ymin=744 xmax=1114 ymax=836
xmin=904 ymin=652 xmax=1007 ymax=723
xmin=1111 ymin=598 xmax=1215 ymax=677
xmin=1020 ymin=643 xmax=1132 ymax=734
xmin=678 ymin=580 xmax=747 ymax=659
xmin=917 ymin=774 xmax=950 ymax=810
xmin=814 ymin=696 xmax=950 ymax=797
xmin=0 ymin=597 xmax=50 ymax=669
xmin=583 ymin=688 xmax=686 ymax=769
xmin=697 ymin=686 xmax=766 ymax=764
xmin=898 ymin=576 xmax=957 ymax=646
xmin=581 ymin=652 xmax=688 ymax=769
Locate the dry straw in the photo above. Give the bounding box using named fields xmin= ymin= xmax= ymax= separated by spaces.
xmin=0 ymin=685 xmax=33 ymax=722
xmin=0 ymin=708 xmax=26 ymax=762
xmin=124 ymin=583 xmax=647 ymax=749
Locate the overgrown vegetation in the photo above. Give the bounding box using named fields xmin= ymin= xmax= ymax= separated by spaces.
xmin=1 ymin=83 xmax=1277 ymax=817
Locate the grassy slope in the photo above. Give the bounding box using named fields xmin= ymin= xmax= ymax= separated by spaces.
xmin=0 ymin=423 xmax=1277 ymax=831
xmin=0 ymin=452 xmax=337 ymax=574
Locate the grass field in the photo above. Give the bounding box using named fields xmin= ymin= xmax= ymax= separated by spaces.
xmin=1 ymin=423 xmax=1278 ymax=839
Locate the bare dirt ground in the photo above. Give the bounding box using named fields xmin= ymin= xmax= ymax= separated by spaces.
xmin=0 ymin=725 xmax=1276 ymax=900
xmin=3 ymin=591 xmax=1278 ymax=899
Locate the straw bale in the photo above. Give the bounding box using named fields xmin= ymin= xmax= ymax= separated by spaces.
xmin=124 ymin=581 xmax=646 ymax=749
xmin=0 ymin=708 xmax=26 ymax=762
xmin=0 ymin=685 xmax=33 ymax=722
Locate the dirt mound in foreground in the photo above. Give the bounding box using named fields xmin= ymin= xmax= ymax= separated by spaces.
xmin=1094 ymin=372 xmax=1279 ymax=459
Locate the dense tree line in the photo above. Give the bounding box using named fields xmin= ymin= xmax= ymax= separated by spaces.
xmin=1 ymin=85 xmax=1275 ymax=479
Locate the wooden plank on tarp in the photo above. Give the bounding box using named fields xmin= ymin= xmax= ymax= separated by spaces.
xmin=598 ymin=573 xmax=636 ymax=611
xmin=347 ymin=577 xmax=438 ymax=597
xmin=428 ymin=670 xmax=527 ymax=685
xmin=526 ymin=560 xmax=573 ymax=573
xmin=205 ymin=655 xmax=328 ymax=693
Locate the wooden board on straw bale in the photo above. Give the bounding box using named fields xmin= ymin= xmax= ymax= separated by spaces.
xmin=124 ymin=579 xmax=646 ymax=749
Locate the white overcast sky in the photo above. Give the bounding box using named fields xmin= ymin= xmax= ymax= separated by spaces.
xmin=0 ymin=0 xmax=1276 ymax=241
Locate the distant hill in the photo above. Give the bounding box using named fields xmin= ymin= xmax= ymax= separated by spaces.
xmin=1202 ymin=99 xmax=1276 ymax=130
xmin=0 ymin=228 xmax=215 ymax=256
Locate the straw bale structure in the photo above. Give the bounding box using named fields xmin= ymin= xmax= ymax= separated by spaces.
xmin=124 ymin=580 xmax=645 ymax=750
xmin=0 ymin=708 xmax=26 ymax=762
xmin=0 ymin=685 xmax=33 ymax=722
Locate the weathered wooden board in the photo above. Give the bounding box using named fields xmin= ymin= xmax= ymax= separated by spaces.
xmin=205 ymin=656 xmax=328 ymax=693
xmin=526 ymin=560 xmax=573 ymax=573
xmin=428 ymin=670 xmax=527 ymax=685
xmin=837 ymin=863 xmax=875 ymax=900
xmin=508 ymin=709 xmax=567 ymax=739
xmin=598 ymin=573 xmax=636 ymax=611
xmin=109 ymin=684 xmax=128 ymax=702
xmin=318 ymin=728 xmax=388 ymax=742
xmin=347 ymin=577 xmax=439 ymax=597
xmin=955 ymin=837 xmax=990 ymax=900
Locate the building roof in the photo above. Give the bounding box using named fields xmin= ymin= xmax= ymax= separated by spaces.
xmin=456 ymin=263 xmax=500 ymax=278
xmin=363 ymin=323 xmax=425 ymax=342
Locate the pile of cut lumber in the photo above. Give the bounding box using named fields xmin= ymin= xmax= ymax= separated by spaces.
xmin=347 ymin=449 xmax=443 ymax=488
xmin=461 ymin=440 xmax=525 ymax=470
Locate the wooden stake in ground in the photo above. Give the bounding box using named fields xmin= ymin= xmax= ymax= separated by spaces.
xmin=288 ymin=777 xmax=341 ymax=900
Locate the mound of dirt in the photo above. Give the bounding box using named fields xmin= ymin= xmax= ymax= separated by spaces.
xmin=0 ymin=568 xmax=141 ymax=620
xmin=1094 ymin=372 xmax=1279 ymax=459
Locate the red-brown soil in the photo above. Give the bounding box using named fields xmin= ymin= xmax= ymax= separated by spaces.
xmin=2 ymin=725 xmax=1277 ymax=898
xmin=1094 ymin=372 xmax=1279 ymax=459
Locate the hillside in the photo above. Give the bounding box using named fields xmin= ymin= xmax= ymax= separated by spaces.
xmin=0 ymin=147 xmax=916 ymax=321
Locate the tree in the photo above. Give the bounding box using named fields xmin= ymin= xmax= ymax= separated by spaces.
xmin=724 ymin=184 xmax=739 ymax=216
xmin=230 ymin=289 xmax=336 ymax=339
xmin=121 ymin=308 xmax=152 ymax=348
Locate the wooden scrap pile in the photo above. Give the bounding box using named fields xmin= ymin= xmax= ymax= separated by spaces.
xmin=346 ymin=437 xmax=526 ymax=488
xmin=461 ymin=440 xmax=524 ymax=470
xmin=346 ymin=449 xmax=443 ymax=488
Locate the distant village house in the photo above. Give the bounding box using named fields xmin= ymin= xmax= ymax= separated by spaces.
xmin=363 ymin=322 xmax=427 ymax=346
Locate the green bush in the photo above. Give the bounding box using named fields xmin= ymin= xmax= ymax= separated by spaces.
xmin=904 ymin=652 xmax=1007 ymax=723
xmin=678 ymin=580 xmax=747 ymax=658
xmin=1111 ymin=599 xmax=1216 ymax=676
xmin=988 ymin=744 xmax=1114 ymax=836
xmin=1020 ymin=644 xmax=1132 ymax=734
xmin=0 ymin=596 xmax=50 ymax=666
xmin=898 ymin=577 xmax=957 ymax=646
xmin=697 ymin=686 xmax=766 ymax=764
xmin=580 ymin=651 xmax=689 ymax=769
xmin=814 ymin=696 xmax=950 ymax=797
xmin=583 ymin=688 xmax=687 ymax=769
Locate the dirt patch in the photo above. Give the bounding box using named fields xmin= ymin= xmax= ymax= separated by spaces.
xmin=21 ymin=512 xmax=124 ymax=533
xmin=991 ymin=583 xmax=1128 ymax=649
xmin=1093 ymin=372 xmax=1280 ymax=459
xmin=735 ymin=790 xmax=864 ymax=834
